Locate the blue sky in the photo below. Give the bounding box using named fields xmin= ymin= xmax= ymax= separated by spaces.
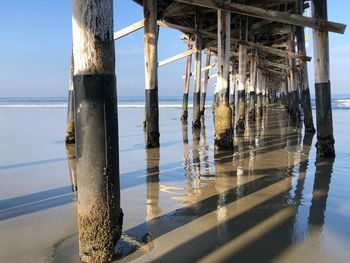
xmin=0 ymin=0 xmax=348 ymax=97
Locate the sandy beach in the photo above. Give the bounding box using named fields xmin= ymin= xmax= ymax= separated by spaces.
xmin=1 ymin=104 xmax=350 ymax=263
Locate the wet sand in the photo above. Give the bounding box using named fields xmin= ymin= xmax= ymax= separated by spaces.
xmin=1 ymin=106 xmax=350 ymax=262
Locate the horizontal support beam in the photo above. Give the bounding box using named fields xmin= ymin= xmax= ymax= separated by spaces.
xmin=246 ymin=41 xmax=311 ymax=62
xmin=202 ymin=62 xmax=217 ymax=71
xmin=158 ymin=48 xmax=195 ymax=67
xmin=174 ymin=0 xmax=346 ymax=34
xmin=181 ymin=64 xmax=217 ymax=79
xmin=158 ymin=21 xmax=310 ymax=61
xmin=114 ymin=19 xmax=145 ymax=40
xmin=258 ymin=66 xmax=289 ymax=77
xmin=113 ymin=20 xmax=310 ymax=62
xmin=259 ymin=59 xmax=292 ymax=71
xmin=264 ymin=74 xmax=285 ymax=83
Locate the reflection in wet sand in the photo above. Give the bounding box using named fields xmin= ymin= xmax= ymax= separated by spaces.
xmin=55 ymin=107 xmax=350 ymax=263
xmin=65 ymin=144 xmax=77 ymax=196
xmin=182 ymin=122 xmax=193 ymax=193
xmin=118 ymin=108 xmax=315 ymax=262
xmin=145 ymin=148 xmax=161 ymax=221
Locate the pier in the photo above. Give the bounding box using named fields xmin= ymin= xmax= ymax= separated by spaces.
xmin=67 ymin=0 xmax=346 ymax=262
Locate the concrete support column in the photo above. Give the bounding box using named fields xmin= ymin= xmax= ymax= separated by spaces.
xmin=312 ymin=0 xmax=335 ymax=157
xmin=72 ymin=0 xmax=123 ymax=261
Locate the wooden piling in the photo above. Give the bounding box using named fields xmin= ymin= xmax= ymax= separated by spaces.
xmin=181 ymin=45 xmax=193 ymax=121
xmin=256 ymin=68 xmax=264 ymax=117
xmin=214 ymin=3 xmax=233 ymax=149
xmin=229 ymin=61 xmax=236 ymax=125
xmin=72 ymin=0 xmax=123 ymax=261
xmin=262 ymin=76 xmax=268 ymax=109
xmin=200 ymin=53 xmax=211 ymax=115
xmin=144 ymin=0 xmax=160 ymax=147
xmin=280 ymin=80 xmax=287 ymax=108
xmin=248 ymin=51 xmax=257 ymax=121
xmin=287 ymin=34 xmax=301 ymax=121
xmin=237 ymin=15 xmax=248 ymax=131
xmin=312 ymin=0 xmax=335 ymax=157
xmin=65 ymin=50 xmax=75 ymax=144
xmin=296 ymin=2 xmax=315 ymax=133
xmin=193 ymin=9 xmax=203 ymax=128
xmin=212 ymin=56 xmax=219 ymax=111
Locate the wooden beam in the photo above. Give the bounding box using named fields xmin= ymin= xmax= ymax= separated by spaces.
xmin=174 ymin=0 xmax=346 ymax=34
xmin=259 ymin=66 xmax=289 ymax=77
xmin=264 ymin=73 xmax=285 ymax=82
xmin=202 ymin=62 xmax=217 ymax=71
xmin=114 ymin=19 xmax=144 ymax=40
xmin=157 ymin=21 xmax=310 ymax=61
xmin=158 ymin=48 xmax=195 ymax=67
xmin=259 ymin=58 xmax=292 ymax=71
xmin=161 ymin=2 xmax=188 ymax=18
xmin=247 ymin=40 xmax=311 ymax=61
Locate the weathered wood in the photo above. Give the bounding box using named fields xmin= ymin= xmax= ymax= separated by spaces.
xmin=202 ymin=62 xmax=217 ymax=72
xmin=280 ymin=80 xmax=287 ymax=108
xmin=295 ymin=0 xmax=314 ymax=132
xmin=287 ymin=33 xmax=301 ymax=121
xmin=258 ymin=66 xmax=289 ymax=78
xmin=256 ymin=68 xmax=265 ymax=117
xmin=181 ymin=63 xmax=216 ymax=79
xmin=248 ymin=51 xmax=257 ymax=121
xmin=229 ymin=61 xmax=236 ymax=124
xmin=144 ymin=0 xmax=160 ymax=148
xmin=237 ymin=15 xmax=248 ymax=131
xmin=157 ymin=20 xmax=311 ymax=61
xmin=114 ymin=19 xmax=144 ymax=40
xmin=261 ymin=70 xmax=268 ymax=109
xmin=200 ymin=53 xmax=211 ymax=115
xmin=296 ymin=31 xmax=315 ymax=132
xmin=181 ymin=46 xmax=193 ymax=121
xmin=215 ymin=3 xmax=233 ymax=149
xmin=259 ymin=58 xmax=292 ymax=71
xmin=158 ymin=48 xmax=195 ymax=67
xmin=246 ymin=40 xmax=311 ymax=61
xmin=192 ymin=9 xmax=202 ymax=128
xmin=312 ymin=0 xmax=335 ymax=157
xmin=174 ymin=0 xmax=346 ymax=34
xmin=161 ymin=2 xmax=187 ymax=18
xmin=72 ymin=0 xmax=122 ymax=261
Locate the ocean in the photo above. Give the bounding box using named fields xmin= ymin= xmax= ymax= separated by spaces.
xmin=0 ymin=94 xmax=349 ymax=109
